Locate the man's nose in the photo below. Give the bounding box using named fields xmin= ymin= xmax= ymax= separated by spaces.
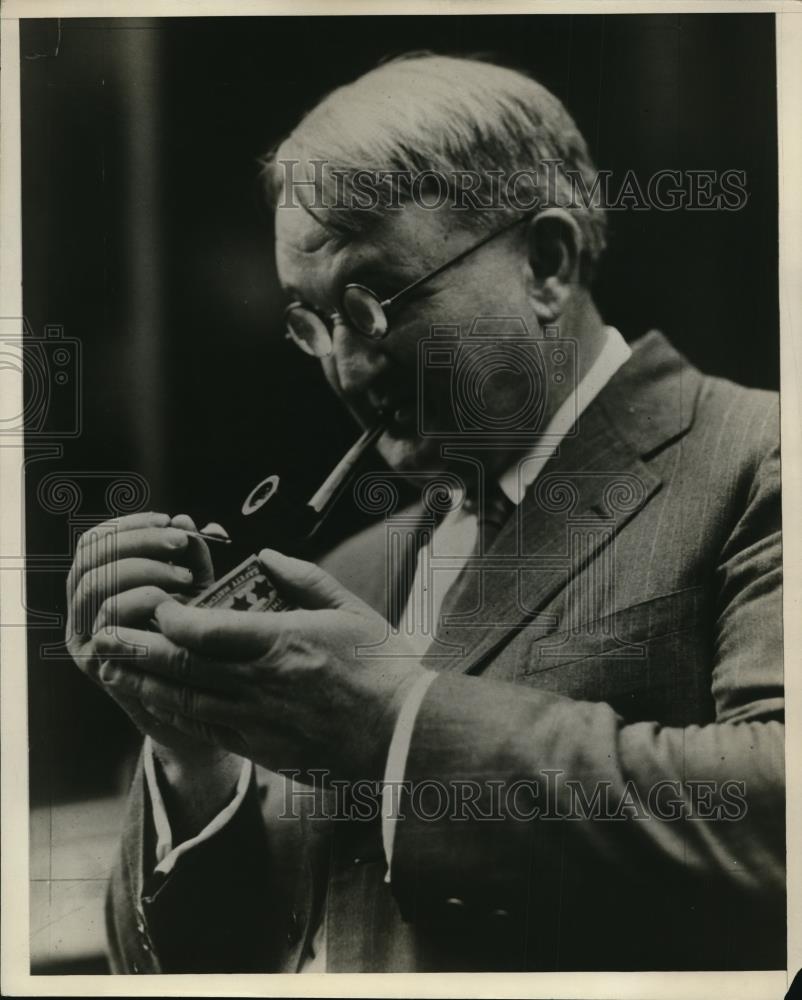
xmin=328 ymin=316 xmax=387 ymax=395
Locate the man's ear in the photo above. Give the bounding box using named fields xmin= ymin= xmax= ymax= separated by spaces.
xmin=525 ymin=208 xmax=584 ymax=322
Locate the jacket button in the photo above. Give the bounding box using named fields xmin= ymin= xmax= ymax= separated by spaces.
xmin=444 ymin=897 xmax=465 ymax=908
xmin=286 ymin=909 xmax=302 ymax=946
xmin=135 ymin=914 xmax=152 ymax=952
xmin=490 ymin=908 xmax=509 ymax=920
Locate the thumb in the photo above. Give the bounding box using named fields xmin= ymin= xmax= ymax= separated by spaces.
xmin=257 ymin=548 xmax=358 ymax=611
xmin=200 ymin=522 xmax=229 ymax=539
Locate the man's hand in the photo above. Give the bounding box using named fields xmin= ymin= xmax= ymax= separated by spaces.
xmin=94 ymin=549 xmax=428 ymax=782
xmin=66 ymin=510 xmax=232 ymax=766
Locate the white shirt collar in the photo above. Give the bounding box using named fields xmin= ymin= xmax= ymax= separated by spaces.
xmin=497 ymin=326 xmax=632 ymax=505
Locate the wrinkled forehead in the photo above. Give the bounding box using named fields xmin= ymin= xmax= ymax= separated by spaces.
xmin=274 ymin=203 xmax=356 ymax=302
xmin=274 ymin=200 xmax=458 ymax=306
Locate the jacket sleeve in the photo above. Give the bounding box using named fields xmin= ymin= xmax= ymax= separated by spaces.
xmin=105 ymin=756 xmax=328 ymax=973
xmin=390 ymin=443 xmax=785 ymax=970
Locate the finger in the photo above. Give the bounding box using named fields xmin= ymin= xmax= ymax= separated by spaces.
xmin=98 ymin=659 xmax=240 ymax=726
xmin=93 ymin=585 xmax=176 ymax=634
xmin=72 ymin=559 xmax=195 ymax=640
xmin=73 ymin=512 xmax=172 ymax=561
xmin=170 ymin=514 xmax=215 ymax=591
xmin=100 ymin=674 xmax=233 ymax=753
xmin=94 ymin=625 xmax=251 ymax=694
xmin=68 ymin=526 xmax=192 ymax=600
xmin=105 ymin=686 xmax=188 ymax=743
xmin=200 ymin=522 xmax=229 ymax=539
xmin=257 ymin=548 xmax=364 ymax=612
xmin=111 ymin=688 xmax=160 ymax=729
xmin=142 ymin=702 xmax=249 ymax=757
xmin=109 ymin=687 xmax=239 ymax=752
xmin=82 ymin=511 xmax=172 ymax=539
xmin=154 ymin=599 xmax=287 ymax=659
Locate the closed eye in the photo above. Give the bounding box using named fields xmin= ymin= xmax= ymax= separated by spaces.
xmin=345 ymin=266 xmax=411 ymax=302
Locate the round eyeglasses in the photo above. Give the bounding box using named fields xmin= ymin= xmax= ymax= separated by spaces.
xmin=283 ymin=212 xmax=533 ymax=358
xmin=285 ymin=284 xmax=391 ymax=357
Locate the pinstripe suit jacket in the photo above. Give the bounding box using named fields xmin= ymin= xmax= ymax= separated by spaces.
xmin=107 ymin=331 xmax=785 ymax=973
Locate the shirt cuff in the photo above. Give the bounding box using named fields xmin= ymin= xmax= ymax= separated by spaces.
xmin=142 ymin=736 xmax=253 ymax=878
xmin=381 ymin=671 xmax=438 ymax=882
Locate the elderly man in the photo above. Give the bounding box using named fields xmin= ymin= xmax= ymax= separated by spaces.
xmin=67 ymin=54 xmax=784 ymax=972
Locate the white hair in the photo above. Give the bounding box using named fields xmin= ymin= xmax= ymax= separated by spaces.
xmin=263 ymin=53 xmax=607 ymax=282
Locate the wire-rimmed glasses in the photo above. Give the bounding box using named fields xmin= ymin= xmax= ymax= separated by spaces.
xmin=283 ymin=212 xmax=531 ymax=358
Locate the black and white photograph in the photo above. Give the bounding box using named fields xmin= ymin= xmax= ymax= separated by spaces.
xmin=1 ymin=3 xmax=800 ymax=996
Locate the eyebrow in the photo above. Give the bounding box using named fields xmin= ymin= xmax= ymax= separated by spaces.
xmin=297 ymin=195 xmax=342 ymax=238
xmin=283 ymin=259 xmax=412 ymax=309
xmin=345 ymin=261 xmax=410 ymax=292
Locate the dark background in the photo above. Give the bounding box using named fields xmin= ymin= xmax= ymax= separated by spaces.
xmin=21 ymin=14 xmax=778 ymax=808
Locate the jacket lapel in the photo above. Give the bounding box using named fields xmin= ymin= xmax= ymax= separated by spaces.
xmin=421 ymin=331 xmax=702 ymax=676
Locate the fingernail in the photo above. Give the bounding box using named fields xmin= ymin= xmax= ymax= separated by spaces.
xmin=164 ymin=529 xmax=189 ymax=549
xmin=201 ymin=522 xmax=230 ymax=540
xmin=174 ymin=565 xmax=193 ymax=582
xmin=99 ymin=660 xmax=117 ymax=683
xmin=154 ymin=598 xmax=178 ymax=620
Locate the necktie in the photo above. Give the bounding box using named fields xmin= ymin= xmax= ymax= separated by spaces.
xmin=429 ymin=482 xmax=515 ymax=655
xmin=462 ymin=482 xmax=516 ymax=557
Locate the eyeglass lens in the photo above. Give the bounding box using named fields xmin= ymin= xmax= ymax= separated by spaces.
xmin=285 ymin=307 xmax=332 ymax=357
xmin=285 ymin=286 xmax=389 ymax=357
xmin=341 ymin=285 xmax=388 ymax=338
